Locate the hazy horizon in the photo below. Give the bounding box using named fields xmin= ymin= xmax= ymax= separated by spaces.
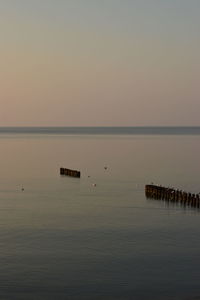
xmin=1 ymin=0 xmax=199 ymax=126
xmin=0 ymin=126 xmax=200 ymax=136
xmin=1 ymin=125 xmax=200 ymax=128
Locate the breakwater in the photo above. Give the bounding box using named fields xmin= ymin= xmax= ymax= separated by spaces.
xmin=145 ymin=184 xmax=200 ymax=208
xmin=60 ymin=167 xmax=81 ymax=178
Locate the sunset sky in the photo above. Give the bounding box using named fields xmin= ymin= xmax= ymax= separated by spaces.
xmin=0 ymin=0 xmax=199 ymax=126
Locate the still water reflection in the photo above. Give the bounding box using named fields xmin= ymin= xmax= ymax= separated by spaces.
xmin=0 ymin=132 xmax=200 ymax=299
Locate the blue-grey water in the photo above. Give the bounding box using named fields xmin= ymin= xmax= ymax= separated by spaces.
xmin=0 ymin=127 xmax=200 ymax=300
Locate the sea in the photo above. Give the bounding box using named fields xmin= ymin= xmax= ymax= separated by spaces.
xmin=0 ymin=127 xmax=200 ymax=300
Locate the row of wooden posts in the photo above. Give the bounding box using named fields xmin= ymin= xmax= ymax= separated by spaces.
xmin=59 ymin=170 xmax=199 ymax=208
xmin=145 ymin=184 xmax=200 ymax=208
xmin=60 ymin=167 xmax=81 ymax=178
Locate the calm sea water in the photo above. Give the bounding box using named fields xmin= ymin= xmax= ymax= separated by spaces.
xmin=0 ymin=127 xmax=200 ymax=300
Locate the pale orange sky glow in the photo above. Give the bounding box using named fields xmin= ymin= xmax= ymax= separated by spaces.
xmin=0 ymin=0 xmax=200 ymax=126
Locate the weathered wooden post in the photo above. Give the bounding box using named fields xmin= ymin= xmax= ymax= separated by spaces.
xmin=145 ymin=184 xmax=200 ymax=210
xmin=60 ymin=167 xmax=81 ymax=178
xmin=60 ymin=168 xmax=64 ymax=175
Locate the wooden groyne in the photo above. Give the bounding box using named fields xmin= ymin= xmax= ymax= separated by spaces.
xmin=60 ymin=167 xmax=81 ymax=178
xmin=145 ymin=184 xmax=200 ymax=208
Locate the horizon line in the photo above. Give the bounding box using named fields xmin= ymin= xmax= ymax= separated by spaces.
xmin=0 ymin=126 xmax=200 ymax=128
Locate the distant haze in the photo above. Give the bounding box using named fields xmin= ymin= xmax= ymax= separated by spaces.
xmin=0 ymin=0 xmax=199 ymax=126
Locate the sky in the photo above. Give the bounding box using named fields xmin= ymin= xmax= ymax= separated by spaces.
xmin=0 ymin=0 xmax=200 ymax=126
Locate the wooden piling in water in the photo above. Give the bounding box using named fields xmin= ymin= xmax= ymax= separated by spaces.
xmin=145 ymin=184 xmax=200 ymax=209
xmin=60 ymin=167 xmax=81 ymax=178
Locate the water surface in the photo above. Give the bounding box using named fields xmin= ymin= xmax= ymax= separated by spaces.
xmin=0 ymin=128 xmax=200 ymax=299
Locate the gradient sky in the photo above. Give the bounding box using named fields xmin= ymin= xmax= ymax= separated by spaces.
xmin=0 ymin=0 xmax=200 ymax=126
